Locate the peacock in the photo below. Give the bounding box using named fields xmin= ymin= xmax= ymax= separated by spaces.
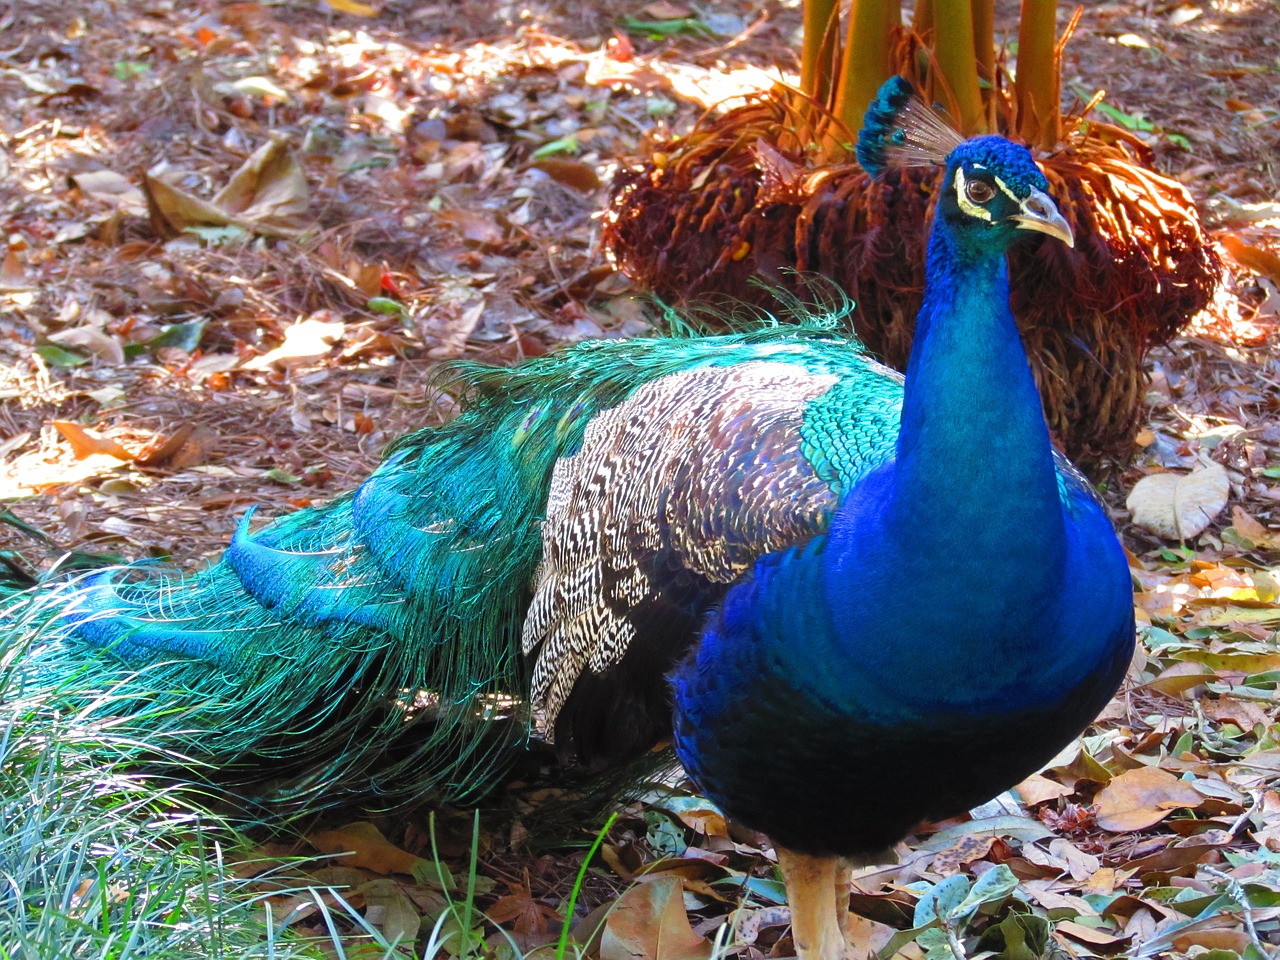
xmin=1 ymin=78 xmax=1134 ymax=960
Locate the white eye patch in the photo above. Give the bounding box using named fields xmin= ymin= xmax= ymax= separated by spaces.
xmin=954 ymin=168 xmax=1026 ymax=221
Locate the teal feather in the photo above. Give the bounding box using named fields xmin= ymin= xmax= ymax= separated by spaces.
xmin=2 ymin=325 xmax=902 ymax=812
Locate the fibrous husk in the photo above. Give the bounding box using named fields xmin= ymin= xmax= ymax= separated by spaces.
xmin=603 ymin=94 xmax=1221 ymax=464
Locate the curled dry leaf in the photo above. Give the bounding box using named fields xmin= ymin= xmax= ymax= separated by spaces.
xmin=1094 ymin=765 xmax=1204 ymax=833
xmin=70 ymin=170 xmax=147 ymax=216
xmin=1228 ymin=506 xmax=1280 ymax=550
xmin=136 ymin=423 xmax=218 ymax=470
xmin=307 ymin=821 xmax=428 ymax=877
xmin=1126 ymin=461 xmax=1229 ymax=540
xmin=51 ymin=420 xmax=135 ymax=461
xmin=1220 ymin=234 xmax=1280 ymax=285
xmin=48 ymin=326 xmax=125 ymax=364
xmin=144 ymin=135 xmax=310 ymax=239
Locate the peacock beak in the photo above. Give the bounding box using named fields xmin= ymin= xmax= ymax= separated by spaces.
xmin=1011 ymin=188 xmax=1074 ymax=247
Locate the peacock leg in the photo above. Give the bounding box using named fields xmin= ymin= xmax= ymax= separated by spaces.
xmin=777 ymin=847 xmax=851 ymax=960
xmin=835 ymin=857 xmax=855 ymax=954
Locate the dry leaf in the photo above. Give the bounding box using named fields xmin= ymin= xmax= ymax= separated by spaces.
xmin=48 ymin=326 xmax=126 ymax=364
xmin=1143 ymin=661 xmax=1215 ymax=698
xmin=1095 ymin=766 xmax=1203 ymax=832
xmin=1014 ymin=773 xmax=1074 ymax=806
xmin=307 ymin=822 xmax=427 ymax=876
xmin=213 ymin=135 xmax=309 ymax=224
xmin=530 ymin=157 xmax=602 ymax=193
xmin=357 ymin=878 xmax=422 ymax=944
xmin=0 ymin=249 xmax=33 ymax=292
xmin=426 ymin=298 xmax=486 ymax=359
xmin=145 ymin=136 xmax=310 ymax=239
xmin=642 ymin=0 xmax=690 ymax=18
xmin=1126 ymin=461 xmax=1229 ymax=539
xmin=437 ymin=208 xmax=505 ymax=248
xmin=243 ymin=316 xmax=345 ymax=369
xmin=1220 ymin=234 xmax=1280 ymax=284
xmin=600 ymin=876 xmax=711 ymax=960
xmin=70 ymin=170 xmax=147 ymax=216
xmin=1055 ymin=919 xmax=1132 ymax=948
xmin=1228 ymin=506 xmax=1280 ymax=549
xmin=136 ymin=423 xmax=218 ymax=469
xmin=1171 ymin=926 xmax=1255 ymax=954
xmin=324 ymin=0 xmax=379 ymax=15
xmin=51 ymin=421 xmax=135 ymax=461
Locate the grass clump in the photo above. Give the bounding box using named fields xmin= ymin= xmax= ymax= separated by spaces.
xmin=0 ymin=615 xmax=320 ymax=960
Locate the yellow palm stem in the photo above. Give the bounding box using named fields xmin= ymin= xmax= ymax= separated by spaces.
xmin=931 ymin=0 xmax=986 ymax=134
xmin=830 ymin=0 xmax=902 ymax=152
xmin=1016 ymin=0 xmax=1061 ymax=149
xmin=971 ymin=0 xmax=996 ymax=125
xmin=802 ymin=0 xmax=841 ymax=107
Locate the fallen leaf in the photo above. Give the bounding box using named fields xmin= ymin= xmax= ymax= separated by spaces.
xmin=243 ymin=315 xmax=345 ymax=368
xmin=70 ymin=170 xmax=147 ymax=216
xmin=307 ymin=822 xmax=428 ymax=877
xmin=1143 ymin=661 xmax=1215 ymax=698
xmin=652 ymin=795 xmax=729 ymax=838
xmin=51 ymin=421 xmax=135 ymax=461
xmin=642 ymin=0 xmax=690 ymax=18
xmin=1054 ymin=920 xmax=1131 ymax=948
xmin=436 ymin=208 xmax=505 ymax=248
xmin=324 ymin=0 xmax=379 ymax=15
xmin=1095 ymin=766 xmax=1203 ymax=832
xmin=1227 ymin=506 xmax=1280 ymax=549
xmin=1220 ymin=234 xmax=1280 ymax=284
xmin=1171 ymin=926 xmax=1255 ymax=954
xmin=0 ymin=249 xmax=33 ymax=291
xmin=48 ymin=326 xmax=125 ymax=365
xmin=1015 ymin=773 xmax=1074 ymax=806
xmin=136 ymin=423 xmax=218 ymax=469
xmin=1174 ymin=649 xmax=1280 ymax=672
xmin=599 ymin=876 xmax=711 ymax=960
xmin=145 ymin=136 xmax=310 ymax=239
xmin=357 ymin=878 xmax=422 ymax=944
xmin=1126 ymin=461 xmax=1229 ymax=540
xmin=530 ymin=157 xmax=602 ymax=193
xmin=930 ymin=835 xmax=999 ymax=876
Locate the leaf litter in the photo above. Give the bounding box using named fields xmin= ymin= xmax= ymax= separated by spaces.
xmin=0 ymin=0 xmax=1278 ymax=956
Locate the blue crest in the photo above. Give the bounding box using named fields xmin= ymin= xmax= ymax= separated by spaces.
xmin=856 ymin=77 xmax=965 ymax=179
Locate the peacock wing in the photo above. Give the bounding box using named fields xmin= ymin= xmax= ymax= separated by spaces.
xmin=522 ymin=360 xmax=869 ymax=764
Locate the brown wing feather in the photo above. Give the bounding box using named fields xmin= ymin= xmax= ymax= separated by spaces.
xmin=521 ymin=361 xmax=841 ymax=758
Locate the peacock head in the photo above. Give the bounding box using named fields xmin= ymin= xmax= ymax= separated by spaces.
xmin=856 ymin=77 xmax=1073 ymax=253
xmin=935 ymin=136 xmax=1073 ymax=251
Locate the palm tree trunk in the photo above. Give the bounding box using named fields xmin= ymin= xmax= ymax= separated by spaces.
xmin=931 ymin=0 xmax=985 ymax=133
xmin=1015 ymin=0 xmax=1061 ymax=149
xmin=831 ymin=0 xmax=902 ymax=147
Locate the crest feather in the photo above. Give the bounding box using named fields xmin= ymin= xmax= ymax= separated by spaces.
xmin=855 ymin=77 xmax=966 ymax=179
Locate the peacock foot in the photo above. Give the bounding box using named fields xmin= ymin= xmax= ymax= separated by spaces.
xmin=776 ymin=847 xmax=857 ymax=960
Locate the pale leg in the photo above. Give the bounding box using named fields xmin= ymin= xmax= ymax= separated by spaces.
xmin=776 ymin=847 xmax=853 ymax=960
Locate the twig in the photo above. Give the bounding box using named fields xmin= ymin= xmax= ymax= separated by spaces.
xmin=1226 ymin=790 xmax=1264 ymax=839
xmin=1200 ymin=864 xmax=1272 ymax=959
xmin=944 ymin=919 xmax=969 ymax=960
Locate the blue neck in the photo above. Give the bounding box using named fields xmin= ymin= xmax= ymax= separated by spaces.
xmin=889 ymin=226 xmax=1065 ymax=590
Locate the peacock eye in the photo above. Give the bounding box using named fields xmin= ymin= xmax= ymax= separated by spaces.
xmin=965 ymin=178 xmax=996 ymax=204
